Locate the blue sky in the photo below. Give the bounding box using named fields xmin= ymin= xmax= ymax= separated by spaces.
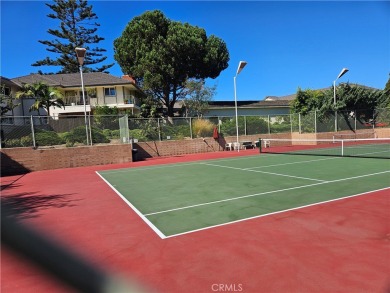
xmin=1 ymin=1 xmax=389 ymax=101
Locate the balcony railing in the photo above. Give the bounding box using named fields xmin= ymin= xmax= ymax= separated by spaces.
xmin=123 ymin=95 xmax=139 ymax=106
xmin=63 ymin=96 xmax=90 ymax=106
xmin=63 ymin=95 xmax=140 ymax=107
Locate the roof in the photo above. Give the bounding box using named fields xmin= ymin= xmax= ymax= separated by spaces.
xmin=265 ymin=92 xmax=299 ymax=101
xmin=9 ymin=72 xmax=137 ymax=88
xmin=208 ymin=100 xmax=290 ymax=108
xmin=264 ymin=83 xmax=381 ymax=101
xmin=0 ymin=76 xmax=19 ymax=87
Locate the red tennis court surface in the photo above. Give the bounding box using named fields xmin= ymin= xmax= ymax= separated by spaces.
xmin=1 ymin=150 xmax=390 ymax=292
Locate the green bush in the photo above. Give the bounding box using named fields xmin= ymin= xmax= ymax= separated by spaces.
xmin=102 ymin=129 xmax=120 ymax=139
xmin=5 ymin=138 xmax=23 ymax=147
xmin=161 ymin=124 xmax=191 ymax=140
xmin=4 ymin=135 xmax=34 ymax=148
xmin=35 ymin=131 xmax=64 ymax=146
xmin=110 ymin=129 xmax=120 ymax=139
xmin=220 ymin=117 xmax=247 ymax=136
xmin=129 ymin=129 xmax=148 ymax=141
xmin=90 ymin=127 xmax=110 ymax=143
xmin=246 ymin=117 xmax=268 ymax=135
xmin=20 ymin=135 xmax=33 ymax=147
xmin=62 ymin=126 xmax=109 ymax=145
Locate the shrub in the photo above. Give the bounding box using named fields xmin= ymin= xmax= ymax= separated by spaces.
xmin=128 ymin=129 xmax=148 ymax=141
xmin=110 ymin=129 xmax=120 ymax=139
xmin=34 ymin=131 xmax=64 ymax=146
xmin=5 ymin=138 xmax=23 ymax=147
xmin=90 ymin=127 xmax=110 ymax=143
xmin=20 ymin=135 xmax=33 ymax=147
xmin=4 ymin=135 xmax=34 ymax=148
xmin=64 ymin=126 xmax=109 ymax=145
xmin=192 ymin=119 xmax=215 ymax=137
xmin=102 ymin=129 xmax=120 ymax=139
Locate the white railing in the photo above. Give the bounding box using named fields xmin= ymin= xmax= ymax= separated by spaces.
xmin=123 ymin=95 xmax=139 ymax=105
xmin=63 ymin=96 xmax=90 ymax=106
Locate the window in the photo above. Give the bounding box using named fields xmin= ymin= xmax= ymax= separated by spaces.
xmin=1 ymin=86 xmax=11 ymax=96
xmin=104 ymin=87 xmax=116 ymax=96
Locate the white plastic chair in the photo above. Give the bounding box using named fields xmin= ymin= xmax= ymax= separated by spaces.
xmin=225 ymin=143 xmax=233 ymax=151
xmin=233 ymin=142 xmax=241 ymax=150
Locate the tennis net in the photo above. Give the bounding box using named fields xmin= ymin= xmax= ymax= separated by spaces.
xmin=259 ymin=138 xmax=390 ymax=159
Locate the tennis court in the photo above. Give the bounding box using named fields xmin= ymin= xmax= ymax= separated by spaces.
xmin=98 ymin=140 xmax=390 ymax=239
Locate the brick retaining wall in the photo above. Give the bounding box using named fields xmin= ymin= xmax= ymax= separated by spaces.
xmin=134 ymin=133 xmax=292 ymax=159
xmin=1 ymin=144 xmax=133 ymax=176
xmin=1 ymin=129 xmax=389 ymax=175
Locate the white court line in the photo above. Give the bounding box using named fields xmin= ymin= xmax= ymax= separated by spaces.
xmin=144 ymin=170 xmax=390 ymax=217
xmin=164 ymin=186 xmax=390 ymax=239
xmin=246 ymin=156 xmax=341 ymax=170
xmin=200 ymin=162 xmax=326 ymax=182
xmin=95 ymin=171 xmax=167 ymax=239
xmin=98 ymin=161 xmax=202 ymax=174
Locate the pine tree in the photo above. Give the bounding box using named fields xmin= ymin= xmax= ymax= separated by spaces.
xmin=32 ymin=0 xmax=114 ymax=73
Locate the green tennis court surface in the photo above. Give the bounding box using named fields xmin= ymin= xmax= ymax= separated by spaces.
xmin=97 ymin=153 xmax=390 ymax=239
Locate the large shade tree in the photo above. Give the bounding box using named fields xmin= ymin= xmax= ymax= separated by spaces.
xmin=32 ymin=0 xmax=113 ymax=73
xmin=114 ymin=10 xmax=229 ymax=117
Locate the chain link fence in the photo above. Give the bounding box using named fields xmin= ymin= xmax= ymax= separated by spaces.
xmin=1 ymin=109 xmax=389 ymax=149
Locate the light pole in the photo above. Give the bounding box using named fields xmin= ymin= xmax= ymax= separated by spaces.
xmin=234 ymin=61 xmax=247 ymax=151
xmin=333 ymin=67 xmax=349 ymax=132
xmin=75 ymin=47 xmax=90 ymax=145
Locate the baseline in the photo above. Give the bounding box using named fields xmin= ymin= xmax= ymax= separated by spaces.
xmin=95 ymin=171 xmax=167 ymax=239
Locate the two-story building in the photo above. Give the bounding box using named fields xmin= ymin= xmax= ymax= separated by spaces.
xmin=1 ymin=72 xmax=145 ymax=121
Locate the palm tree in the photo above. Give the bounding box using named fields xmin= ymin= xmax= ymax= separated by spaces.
xmin=16 ymin=81 xmax=65 ymax=118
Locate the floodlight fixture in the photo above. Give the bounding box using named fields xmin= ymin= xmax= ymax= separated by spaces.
xmin=75 ymin=47 xmax=87 ymax=66
xmin=236 ymin=61 xmax=248 ymax=75
xmin=333 ymin=67 xmax=349 ymax=132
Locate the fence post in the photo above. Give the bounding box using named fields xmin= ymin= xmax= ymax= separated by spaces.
xmin=290 ymin=114 xmax=293 ymax=133
xmin=267 ymin=115 xmax=270 ymax=134
xmin=157 ymin=118 xmax=161 ymax=141
xmin=189 ymin=117 xmax=193 ymax=139
xmin=88 ymin=113 xmax=92 ymax=145
xmin=314 ymin=110 xmax=317 ymax=134
xmin=244 ymin=116 xmax=247 ymax=135
xmin=31 ymin=116 xmax=36 ymax=148
xmin=298 ymin=113 xmax=301 ymax=134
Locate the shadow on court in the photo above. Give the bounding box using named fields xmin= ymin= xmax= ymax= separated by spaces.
xmin=1 ymin=192 xmax=79 ymax=220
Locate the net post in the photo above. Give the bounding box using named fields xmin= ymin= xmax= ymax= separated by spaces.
xmin=259 ymin=138 xmax=262 ymax=153
xmin=341 ymin=140 xmax=344 ymax=157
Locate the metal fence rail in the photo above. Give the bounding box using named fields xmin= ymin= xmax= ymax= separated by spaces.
xmin=1 ymin=108 xmax=388 ymax=149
